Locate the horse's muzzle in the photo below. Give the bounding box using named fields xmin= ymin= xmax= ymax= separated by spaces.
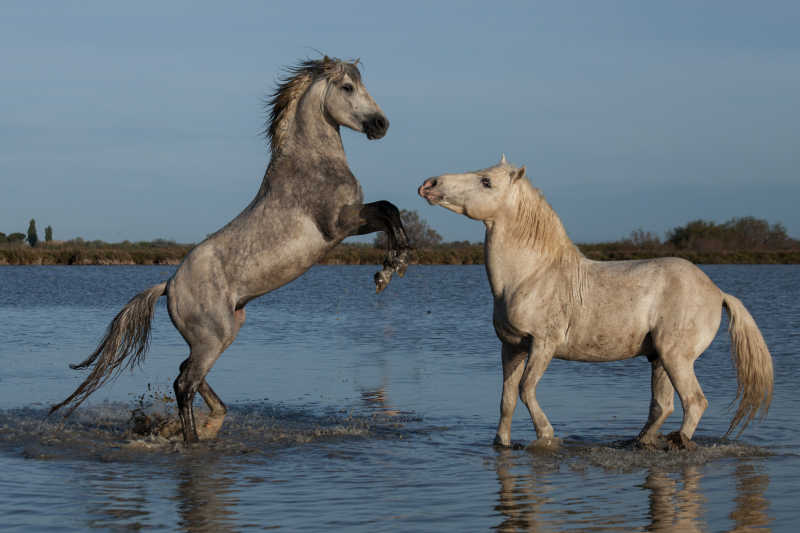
xmin=418 ymin=177 xmax=441 ymax=204
xmin=363 ymin=114 xmax=389 ymax=140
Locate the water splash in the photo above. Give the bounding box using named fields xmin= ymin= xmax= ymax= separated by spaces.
xmin=0 ymin=399 xmax=425 ymax=463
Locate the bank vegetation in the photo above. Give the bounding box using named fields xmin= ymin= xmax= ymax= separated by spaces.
xmin=1 ymin=216 xmax=798 ymax=266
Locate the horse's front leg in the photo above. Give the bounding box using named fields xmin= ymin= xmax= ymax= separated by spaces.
xmin=519 ymin=339 xmax=559 ymax=450
xmin=343 ymin=201 xmax=411 ymax=293
xmin=494 ymin=342 xmax=527 ymax=447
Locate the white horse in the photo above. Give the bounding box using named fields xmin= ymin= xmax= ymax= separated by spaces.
xmin=418 ymin=156 xmax=773 ymax=450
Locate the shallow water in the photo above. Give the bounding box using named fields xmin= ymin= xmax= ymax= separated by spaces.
xmin=0 ymin=264 xmax=798 ymax=531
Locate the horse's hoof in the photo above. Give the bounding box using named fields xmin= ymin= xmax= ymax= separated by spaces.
xmin=394 ymin=250 xmax=410 ymax=277
xmin=526 ymin=437 xmax=562 ymax=452
xmin=374 ymin=269 xmax=391 ymax=293
xmin=197 ymin=413 xmax=225 ymax=440
xmin=666 ymin=431 xmax=697 ymax=451
xmin=635 ymin=439 xmax=660 ymax=451
xmin=635 ymin=434 xmax=663 ymax=450
xmin=396 ymin=262 xmax=408 ymax=278
xmin=493 ymin=435 xmax=511 ymax=448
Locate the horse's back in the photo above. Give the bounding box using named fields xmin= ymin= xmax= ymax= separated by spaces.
xmin=594 ymin=257 xmax=723 ymax=353
xmin=558 ymin=257 xmax=723 ymax=360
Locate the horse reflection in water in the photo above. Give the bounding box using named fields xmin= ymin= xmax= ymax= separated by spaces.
xmin=420 ymin=156 xmax=773 ymax=450
xmin=644 ymin=467 xmax=705 ymax=533
xmin=493 ymin=452 xmax=771 ymax=532
xmin=51 ymin=56 xmax=411 ymax=443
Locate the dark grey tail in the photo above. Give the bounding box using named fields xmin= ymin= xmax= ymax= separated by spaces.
xmin=49 ymin=282 xmax=167 ymax=417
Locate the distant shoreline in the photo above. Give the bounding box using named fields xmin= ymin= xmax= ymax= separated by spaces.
xmin=2 ymin=242 xmax=799 ymax=266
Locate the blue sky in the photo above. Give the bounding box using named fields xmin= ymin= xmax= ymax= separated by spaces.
xmin=2 ymin=1 xmax=798 ymax=244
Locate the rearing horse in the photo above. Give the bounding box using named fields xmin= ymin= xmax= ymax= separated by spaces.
xmin=51 ymin=57 xmax=410 ymax=443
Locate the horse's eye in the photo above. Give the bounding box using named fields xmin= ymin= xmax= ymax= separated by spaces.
xmin=342 ymin=83 xmax=354 ymax=94
xmin=480 ymin=177 xmax=491 ymax=188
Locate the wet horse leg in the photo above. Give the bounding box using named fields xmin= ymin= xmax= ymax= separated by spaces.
xmin=353 ymin=201 xmax=411 ymax=293
xmin=659 ymin=353 xmax=707 ymax=450
xmin=174 ymin=344 xmax=221 ymax=443
xmin=518 ymin=339 xmax=558 ymax=449
xmin=637 ymin=358 xmax=675 ymax=447
xmin=174 ymin=308 xmax=244 ymax=443
xmin=494 ymin=342 xmax=527 ymax=447
xmin=196 ymin=380 xmax=227 ymax=439
xmin=156 ymin=376 xmax=223 ymax=439
xmin=195 ymin=308 xmax=244 ymax=439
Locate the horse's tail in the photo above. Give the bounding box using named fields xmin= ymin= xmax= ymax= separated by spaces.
xmin=722 ymin=292 xmax=774 ymax=437
xmin=49 ymin=282 xmax=168 ymax=417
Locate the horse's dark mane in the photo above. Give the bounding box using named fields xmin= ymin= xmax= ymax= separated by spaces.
xmin=265 ymin=56 xmax=361 ymax=153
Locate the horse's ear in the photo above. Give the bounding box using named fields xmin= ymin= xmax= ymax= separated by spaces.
xmin=500 ymin=153 xmax=507 ymax=165
xmin=513 ymin=166 xmax=526 ymax=181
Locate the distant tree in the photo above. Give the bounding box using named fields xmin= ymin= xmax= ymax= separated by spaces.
xmin=722 ymin=216 xmax=791 ymax=249
xmin=624 ymin=228 xmax=661 ymax=249
xmin=373 ymin=209 xmax=443 ymax=248
xmin=0 ymin=232 xmax=6 ymax=243
xmin=27 ymin=219 xmax=38 ymax=247
xmin=45 ymin=225 xmax=53 ymax=242
xmin=667 ymin=219 xmax=720 ymax=249
xmin=667 ymin=216 xmax=792 ymax=251
xmin=8 ymin=232 xmax=26 ymax=244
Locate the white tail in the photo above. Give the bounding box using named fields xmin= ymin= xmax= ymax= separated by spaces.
xmin=723 ymin=292 xmax=774 ymax=436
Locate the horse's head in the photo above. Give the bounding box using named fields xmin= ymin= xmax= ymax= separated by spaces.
xmin=267 ymin=57 xmax=389 ymax=152
xmin=321 ymin=59 xmax=389 ymax=140
xmin=418 ymin=154 xmax=527 ymax=221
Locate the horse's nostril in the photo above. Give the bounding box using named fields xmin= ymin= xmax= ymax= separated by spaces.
xmin=374 ymin=116 xmax=388 ymax=131
xmin=428 ymin=178 xmax=437 ymax=188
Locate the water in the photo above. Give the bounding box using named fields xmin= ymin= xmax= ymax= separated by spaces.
xmin=0 ymin=264 xmax=798 ymax=531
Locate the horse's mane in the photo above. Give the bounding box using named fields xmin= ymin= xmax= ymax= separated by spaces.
xmin=266 ymin=56 xmax=361 ymax=153
xmin=510 ymin=177 xmax=582 ymax=260
xmin=510 ymin=175 xmax=586 ymax=303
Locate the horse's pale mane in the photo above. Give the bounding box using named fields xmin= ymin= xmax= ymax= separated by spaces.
xmin=266 ymin=57 xmax=361 ymax=153
xmin=508 ymin=175 xmax=585 ymax=303
xmin=510 ymin=177 xmax=580 ymax=259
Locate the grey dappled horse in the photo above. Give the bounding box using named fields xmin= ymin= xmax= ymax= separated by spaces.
xmin=51 ymin=57 xmax=410 ymax=443
xmin=419 ymin=156 xmax=773 ymax=450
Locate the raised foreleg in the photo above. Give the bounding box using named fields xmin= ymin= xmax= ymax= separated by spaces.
xmin=340 ymin=201 xmax=411 ymax=293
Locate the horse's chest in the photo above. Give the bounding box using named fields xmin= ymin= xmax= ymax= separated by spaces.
xmin=492 ymin=302 xmax=531 ymax=346
xmin=492 ymin=289 xmax=568 ymax=347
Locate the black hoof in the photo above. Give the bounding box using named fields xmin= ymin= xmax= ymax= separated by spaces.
xmin=666 ymin=431 xmax=697 ymax=451
xmin=374 ymin=269 xmax=391 ymax=293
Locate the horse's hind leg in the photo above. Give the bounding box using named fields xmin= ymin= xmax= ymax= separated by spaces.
xmin=174 ymin=340 xmax=228 ymax=443
xmin=155 ymin=376 xmax=224 ymax=440
xmin=196 ymin=379 xmax=227 ymax=440
xmin=659 ymin=354 xmax=708 ymax=450
xmin=172 ymin=306 xmax=245 ymax=443
xmin=637 ymin=358 xmax=675 ymax=448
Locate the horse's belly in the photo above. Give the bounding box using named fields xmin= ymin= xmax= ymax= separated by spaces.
xmin=560 ymin=327 xmax=652 ymax=362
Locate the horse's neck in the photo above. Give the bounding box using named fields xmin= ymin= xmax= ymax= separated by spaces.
xmin=287 ymin=80 xmax=346 ymax=159
xmin=484 ymin=225 xmax=544 ymax=298
xmin=255 ymin=82 xmax=350 ymax=201
xmin=484 ymin=198 xmax=582 ymax=298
